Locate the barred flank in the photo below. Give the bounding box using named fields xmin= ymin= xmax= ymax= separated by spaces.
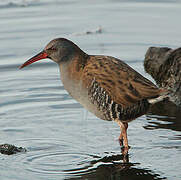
xmin=88 ymin=80 xmax=150 ymax=121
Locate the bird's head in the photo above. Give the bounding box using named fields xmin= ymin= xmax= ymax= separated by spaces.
xmin=20 ymin=38 xmax=80 ymax=69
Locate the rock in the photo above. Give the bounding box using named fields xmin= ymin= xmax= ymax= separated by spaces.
xmin=0 ymin=144 xmax=26 ymax=155
xmin=144 ymin=47 xmax=181 ymax=107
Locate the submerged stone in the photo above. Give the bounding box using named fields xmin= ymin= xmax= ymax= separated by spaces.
xmin=0 ymin=144 xmax=26 ymax=155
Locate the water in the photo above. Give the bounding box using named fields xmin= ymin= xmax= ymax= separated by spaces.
xmin=0 ymin=0 xmax=181 ymax=179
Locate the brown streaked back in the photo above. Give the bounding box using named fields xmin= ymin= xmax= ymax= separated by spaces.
xmin=82 ymin=55 xmax=162 ymax=108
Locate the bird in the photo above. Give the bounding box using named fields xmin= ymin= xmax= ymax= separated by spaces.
xmin=20 ymin=38 xmax=168 ymax=155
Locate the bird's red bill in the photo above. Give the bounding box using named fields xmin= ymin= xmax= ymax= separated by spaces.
xmin=19 ymin=51 xmax=48 ymax=69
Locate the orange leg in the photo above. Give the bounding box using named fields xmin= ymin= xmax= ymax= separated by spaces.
xmin=117 ymin=121 xmax=129 ymax=155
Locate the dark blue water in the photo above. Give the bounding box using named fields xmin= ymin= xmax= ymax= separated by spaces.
xmin=0 ymin=0 xmax=181 ymax=179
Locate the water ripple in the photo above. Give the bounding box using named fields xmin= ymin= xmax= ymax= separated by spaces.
xmin=18 ymin=138 xmax=101 ymax=176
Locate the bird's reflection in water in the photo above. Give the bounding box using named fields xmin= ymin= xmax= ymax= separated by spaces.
xmin=64 ymin=153 xmax=165 ymax=180
xmin=145 ymin=100 xmax=181 ymax=132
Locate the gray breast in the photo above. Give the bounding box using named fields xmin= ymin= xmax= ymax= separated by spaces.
xmin=59 ymin=65 xmax=107 ymax=120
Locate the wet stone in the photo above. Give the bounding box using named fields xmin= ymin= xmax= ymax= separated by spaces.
xmin=144 ymin=47 xmax=181 ymax=107
xmin=0 ymin=144 xmax=26 ymax=155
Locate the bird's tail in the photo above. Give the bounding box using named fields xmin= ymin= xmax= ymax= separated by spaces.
xmin=148 ymin=87 xmax=181 ymax=107
xmin=148 ymin=89 xmax=170 ymax=105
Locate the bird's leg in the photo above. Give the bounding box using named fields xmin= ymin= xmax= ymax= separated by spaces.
xmin=118 ymin=122 xmax=128 ymax=145
xmin=117 ymin=121 xmax=129 ymax=155
xmin=118 ymin=131 xmax=123 ymax=146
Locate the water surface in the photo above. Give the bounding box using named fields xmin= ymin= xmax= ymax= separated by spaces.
xmin=0 ymin=0 xmax=181 ymax=179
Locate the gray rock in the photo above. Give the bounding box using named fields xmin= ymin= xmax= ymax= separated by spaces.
xmin=144 ymin=47 xmax=181 ymax=107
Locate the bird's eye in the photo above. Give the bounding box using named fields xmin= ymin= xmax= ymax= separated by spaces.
xmin=48 ymin=47 xmax=56 ymax=51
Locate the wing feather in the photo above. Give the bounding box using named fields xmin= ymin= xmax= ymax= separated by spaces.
xmin=82 ymin=56 xmax=162 ymax=107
